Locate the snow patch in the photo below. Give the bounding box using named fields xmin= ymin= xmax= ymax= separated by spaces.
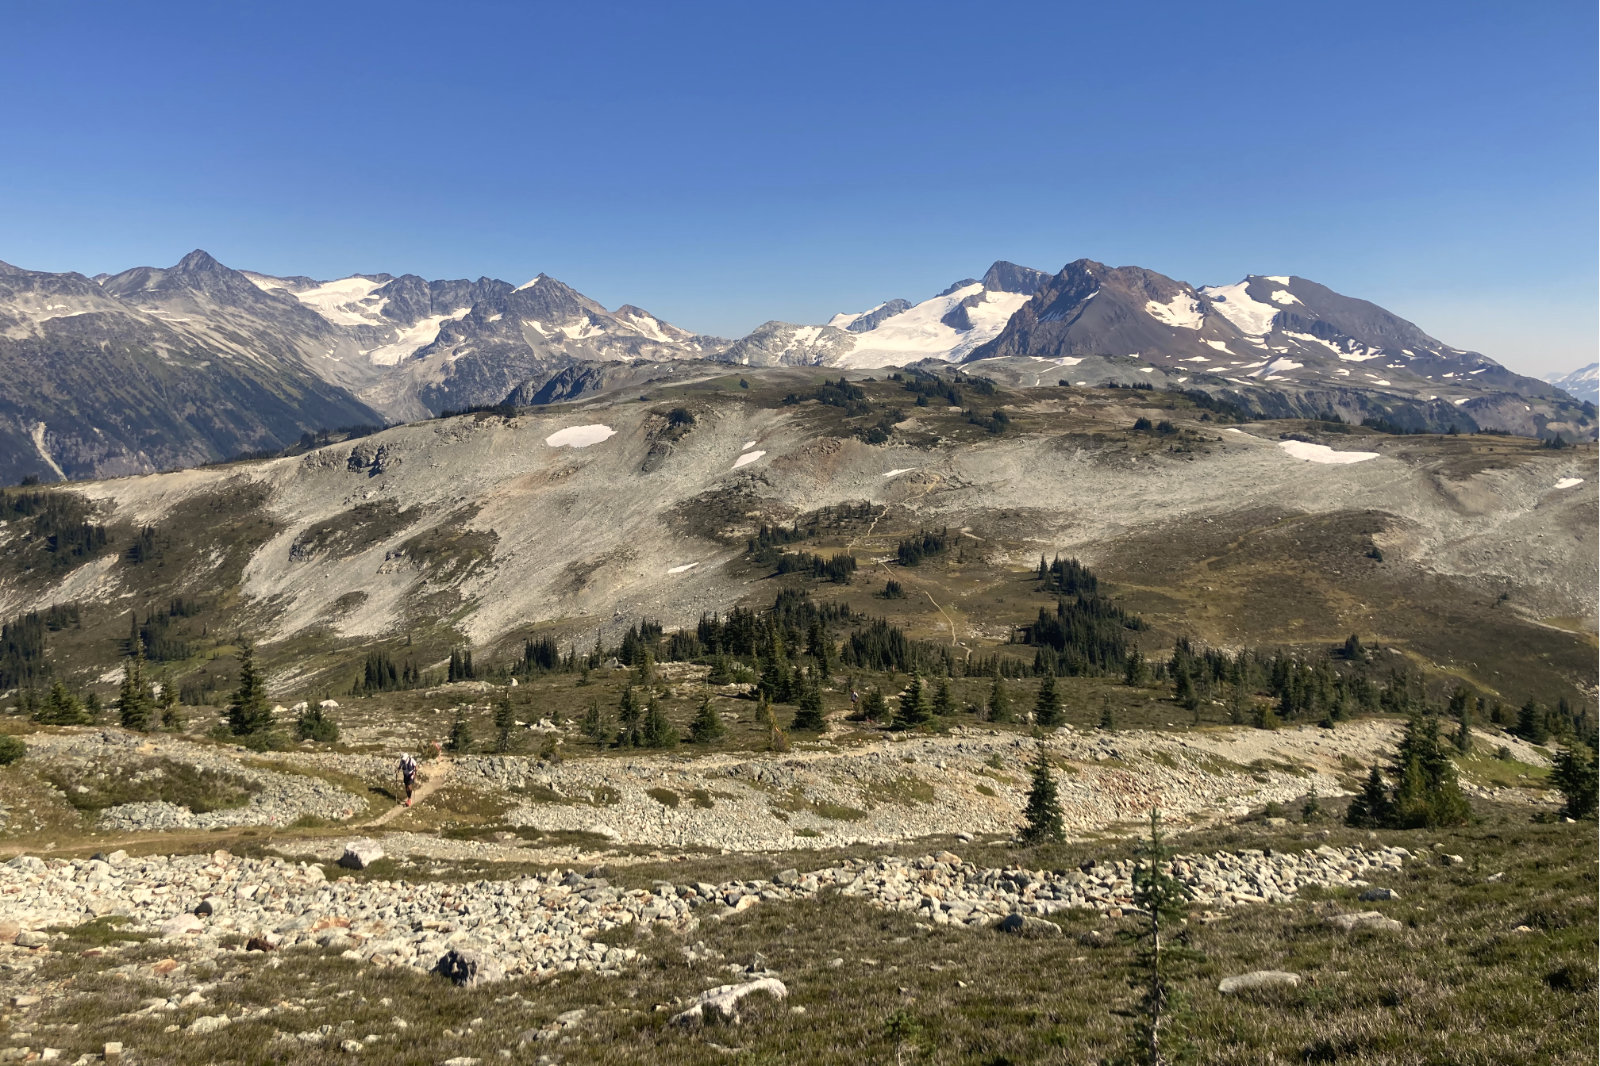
xmin=290 ymin=277 xmax=387 ymax=327
xmin=1262 ymin=275 xmax=1291 ymax=284
xmin=882 ymin=468 xmax=913 ymax=478
xmin=1278 ymin=440 xmax=1380 ymax=465
xmin=1554 ymin=478 xmax=1585 ymax=490
xmin=742 ymin=441 xmax=758 ymax=450
xmin=1199 ymin=281 xmax=1279 ymax=336
xmin=1145 ymin=292 xmax=1205 ymax=330
xmin=667 ymin=562 xmax=700 ymax=574
xmin=1453 ymin=398 xmax=1470 ymax=406
xmin=544 ymin=424 xmax=616 ymax=448
xmin=1269 ymin=289 xmax=1301 ymax=306
xmin=732 ymin=450 xmax=765 ymax=469
xmin=365 ymin=309 xmax=470 ymax=366
xmin=1251 ymin=358 xmax=1304 ymax=378
xmin=1203 ymin=340 xmax=1234 ymax=355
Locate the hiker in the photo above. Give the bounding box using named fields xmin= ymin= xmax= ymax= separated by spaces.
xmin=398 ymin=752 xmax=419 ymax=807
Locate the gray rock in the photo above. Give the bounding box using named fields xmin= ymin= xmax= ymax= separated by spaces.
xmin=671 ymin=977 xmax=787 ymax=1026
xmin=433 ymin=948 xmax=506 ymax=988
xmin=1358 ymin=887 xmax=1399 ymax=901
xmin=338 ymin=839 xmax=385 ymax=870
xmin=994 ymin=913 xmax=1061 ymax=938
xmin=1326 ymin=911 xmax=1403 ymax=933
xmin=1218 ymin=971 xmax=1301 ymax=994
xmin=774 ymin=868 xmax=800 ymax=886
xmin=187 ymin=1015 xmax=231 ymax=1034
xmin=14 ymin=930 xmax=48 ymax=949
xmin=160 ymin=914 xmax=205 ymax=939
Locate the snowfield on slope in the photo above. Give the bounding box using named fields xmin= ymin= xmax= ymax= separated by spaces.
xmin=1278 ymin=440 xmax=1380 ymax=465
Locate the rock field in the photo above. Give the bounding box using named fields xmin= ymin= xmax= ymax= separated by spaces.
xmin=0 ymin=840 xmax=1410 ymax=986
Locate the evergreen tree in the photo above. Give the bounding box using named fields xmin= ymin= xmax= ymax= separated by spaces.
xmin=1034 ymin=673 xmax=1062 ymax=727
xmin=641 ymin=700 xmax=678 ymax=748
xmin=446 ymin=707 xmax=472 ymax=753
xmin=690 ymin=696 xmax=726 ymax=744
xmin=84 ymin=692 xmax=103 ymax=721
xmin=806 ymin=619 xmax=832 ymax=678
xmin=157 ymin=672 xmax=182 ymax=730
xmin=1551 ymin=746 xmax=1598 ymax=820
xmin=792 ymin=674 xmax=826 ymax=731
xmin=493 ymin=691 xmax=516 ymax=753
xmin=118 ymin=641 xmax=153 ymax=732
xmin=581 ymin=701 xmax=608 ymax=746
xmin=633 ymin=650 xmax=656 ymax=686
xmin=1099 ymin=699 xmax=1116 ymax=731
xmin=1390 ymin=715 xmax=1471 ymax=828
xmin=1128 ymin=808 xmax=1195 ymax=1066
xmin=931 ymin=677 xmax=954 ymax=717
xmin=987 ymin=677 xmax=1011 ymax=723
xmin=36 ymin=680 xmax=87 ymax=726
xmin=854 ymin=687 xmax=887 ymax=722
xmin=295 ymin=703 xmax=339 ymax=742
xmin=757 ymin=696 xmax=789 ymax=752
xmin=1019 ymin=745 xmax=1065 ymax=845
xmin=1123 ymin=646 xmax=1147 ymax=687
xmin=1343 ymin=765 xmax=1392 ymax=828
xmin=894 ymin=674 xmax=929 ymax=729
xmin=706 ymin=654 xmax=734 ymax=685
xmin=1454 ymin=699 xmax=1473 ymax=754
xmin=616 ymin=684 xmax=642 ymax=747
xmin=1514 ymin=699 xmax=1549 ymax=745
xmin=225 ymin=643 xmax=273 ymax=737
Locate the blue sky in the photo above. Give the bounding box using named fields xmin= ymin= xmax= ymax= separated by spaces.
xmin=1 ymin=1 xmax=1594 ymax=373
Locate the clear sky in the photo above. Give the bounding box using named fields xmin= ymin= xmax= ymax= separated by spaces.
xmin=1 ymin=1 xmax=1594 ymax=375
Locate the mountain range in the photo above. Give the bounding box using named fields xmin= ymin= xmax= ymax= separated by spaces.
xmin=1 ymin=251 xmax=1592 ymax=483
xmin=1546 ymin=363 xmax=1598 ymax=405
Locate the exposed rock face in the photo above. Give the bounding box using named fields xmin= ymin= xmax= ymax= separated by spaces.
xmin=670 ymin=977 xmax=787 ymax=1025
xmin=337 ymin=839 xmax=385 ymax=870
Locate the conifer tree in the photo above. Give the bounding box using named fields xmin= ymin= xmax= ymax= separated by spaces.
xmin=690 ymin=696 xmax=726 ymax=744
xmin=641 ymin=700 xmax=678 ymax=748
xmin=1124 ymin=646 xmax=1147 ymax=687
xmin=493 ymin=691 xmax=516 ymax=753
xmin=225 ymin=643 xmax=273 ymax=737
xmin=931 ymin=677 xmax=954 ymax=717
xmin=1390 ymin=715 xmax=1470 ymax=827
xmin=118 ymin=640 xmax=153 ymax=732
xmin=1343 ymin=765 xmax=1392 ymax=828
xmin=894 ymin=674 xmax=929 ymax=730
xmin=1019 ymin=744 xmax=1065 ymax=845
xmin=36 ymin=680 xmax=87 ymax=726
xmin=987 ymin=677 xmax=1011 ymax=723
xmin=807 ymin=619 xmax=832 ymax=678
xmin=1099 ymin=698 xmax=1116 ymax=731
xmin=581 ymin=701 xmax=608 ymax=746
xmin=855 ymin=688 xmax=887 ymax=722
xmin=1514 ymin=699 xmax=1549 ymax=744
xmin=295 ymin=702 xmax=339 ymax=742
xmin=616 ymin=684 xmax=642 ymax=746
xmin=792 ymin=673 xmax=826 ymax=731
xmin=1551 ymin=746 xmax=1598 ymax=820
xmin=1034 ymin=673 xmax=1062 ymax=727
xmin=1129 ymin=808 xmax=1195 ymax=1066
xmin=157 ymin=671 xmax=182 ymax=730
xmin=446 ymin=706 xmax=472 ymax=753
xmin=1454 ymin=698 xmax=1473 ymax=754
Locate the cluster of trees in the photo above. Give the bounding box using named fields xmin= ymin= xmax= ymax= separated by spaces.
xmin=895 ymin=528 xmax=949 ymax=567
xmin=966 ymin=408 xmax=1010 ymax=435
xmin=356 ymin=650 xmax=427 ymax=694
xmin=1 ymin=490 xmax=109 ymax=570
xmin=897 ymin=372 xmax=966 ymax=408
xmin=1345 ymin=715 xmax=1472 ymax=829
xmin=446 ymin=648 xmax=476 ymax=682
xmin=783 ymin=377 xmax=871 ymax=416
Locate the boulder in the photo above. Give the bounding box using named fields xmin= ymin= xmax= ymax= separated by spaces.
xmin=774 ymin=868 xmax=800 ymax=886
xmin=0 ymin=921 xmax=18 ymax=944
xmin=1358 ymin=887 xmax=1400 ymax=902
xmin=15 ymin=929 xmax=50 ymax=948
xmin=187 ymin=1015 xmax=231 ymax=1034
xmin=1218 ymin=971 xmax=1301 ymax=994
xmin=6 ymin=855 xmax=44 ymax=871
xmin=994 ymin=913 xmax=1062 ymax=938
xmin=433 ymin=948 xmax=506 ymax=988
xmin=337 ymin=839 xmax=384 ymax=870
xmin=1326 ymin=911 xmax=1403 ymax=934
xmin=194 ymin=896 xmax=224 ymax=917
xmin=160 ymin=914 xmax=205 ymax=939
xmin=671 ymin=978 xmax=788 ymax=1026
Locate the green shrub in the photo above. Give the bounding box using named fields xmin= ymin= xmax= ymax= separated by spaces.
xmin=0 ymin=734 xmax=25 ymax=765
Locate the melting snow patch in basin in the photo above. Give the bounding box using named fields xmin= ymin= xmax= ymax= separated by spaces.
xmin=667 ymin=562 xmax=700 ymax=574
xmin=732 ymin=450 xmax=765 ymax=469
xmin=882 ymin=468 xmax=913 ymax=478
xmin=545 ymin=424 xmax=616 ymax=448
xmin=743 ymin=441 xmax=758 ymax=450
xmin=1278 ymin=440 xmax=1379 ymax=465
xmin=1554 ymin=478 xmax=1585 ymax=490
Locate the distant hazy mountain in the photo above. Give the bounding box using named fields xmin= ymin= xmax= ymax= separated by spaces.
xmin=1547 ymin=363 xmax=1599 ymax=405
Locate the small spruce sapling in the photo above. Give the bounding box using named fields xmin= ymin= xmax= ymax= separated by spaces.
xmin=1034 ymin=673 xmax=1062 ymax=727
xmin=690 ymin=696 xmax=726 ymax=743
xmin=1019 ymin=744 xmax=1065 ymax=845
xmin=1127 ymin=808 xmax=1196 ymax=1066
xmin=493 ymin=691 xmax=516 ymax=753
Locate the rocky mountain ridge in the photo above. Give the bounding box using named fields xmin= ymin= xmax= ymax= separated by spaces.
xmin=1 ymin=250 xmax=1591 ymax=482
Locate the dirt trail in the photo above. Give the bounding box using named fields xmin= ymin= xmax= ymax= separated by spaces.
xmin=366 ymin=757 xmax=454 ymax=827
